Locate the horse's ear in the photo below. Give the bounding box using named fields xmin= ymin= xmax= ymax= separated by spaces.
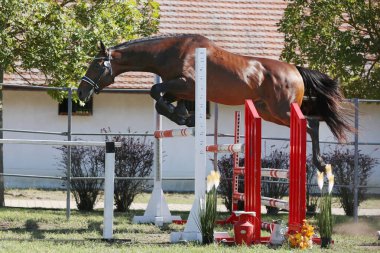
xmin=97 ymin=41 xmax=106 ymax=54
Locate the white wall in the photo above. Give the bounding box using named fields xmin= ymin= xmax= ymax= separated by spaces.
xmin=3 ymin=90 xmax=380 ymax=193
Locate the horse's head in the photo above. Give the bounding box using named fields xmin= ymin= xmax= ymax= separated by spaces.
xmin=78 ymin=41 xmax=115 ymax=102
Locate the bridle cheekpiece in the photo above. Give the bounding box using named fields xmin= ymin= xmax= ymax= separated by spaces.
xmin=81 ymin=53 xmax=113 ymax=94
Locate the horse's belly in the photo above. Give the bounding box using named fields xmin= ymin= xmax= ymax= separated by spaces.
xmin=206 ymin=80 xmax=257 ymax=105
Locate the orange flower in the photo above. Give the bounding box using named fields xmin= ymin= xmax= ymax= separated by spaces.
xmin=288 ymin=220 xmax=315 ymax=249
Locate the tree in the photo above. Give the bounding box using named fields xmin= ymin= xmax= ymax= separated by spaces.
xmin=0 ymin=0 xmax=160 ymax=100
xmin=0 ymin=0 xmax=159 ymax=206
xmin=279 ymin=0 xmax=380 ymax=99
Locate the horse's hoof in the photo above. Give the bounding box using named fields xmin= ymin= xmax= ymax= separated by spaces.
xmin=185 ymin=116 xmax=195 ymax=127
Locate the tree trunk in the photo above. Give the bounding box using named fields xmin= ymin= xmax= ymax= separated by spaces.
xmin=0 ymin=68 xmax=4 ymax=207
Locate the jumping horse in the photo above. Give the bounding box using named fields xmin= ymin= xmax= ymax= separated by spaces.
xmin=78 ymin=34 xmax=352 ymax=173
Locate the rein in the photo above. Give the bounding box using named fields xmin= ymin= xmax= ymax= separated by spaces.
xmin=81 ymin=55 xmax=113 ymax=94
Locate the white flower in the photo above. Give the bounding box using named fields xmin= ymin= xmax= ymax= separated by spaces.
xmin=328 ymin=175 xmax=335 ymax=194
xmin=206 ymin=170 xmax=221 ymax=192
xmin=325 ymin=164 xmax=333 ymax=179
xmin=317 ymin=171 xmax=324 ymax=190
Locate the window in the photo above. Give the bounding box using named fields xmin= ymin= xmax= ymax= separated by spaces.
xmin=183 ymin=100 xmax=211 ymax=119
xmin=58 ymin=98 xmax=93 ymax=116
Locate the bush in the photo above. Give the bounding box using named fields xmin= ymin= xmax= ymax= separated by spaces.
xmin=58 ymin=144 xmax=104 ymax=211
xmin=261 ymin=149 xmax=289 ymax=214
xmin=306 ymin=157 xmax=320 ymax=213
xmin=322 ymin=146 xmax=377 ymax=216
xmin=217 ymin=149 xmax=290 ymax=214
xmin=217 ymin=154 xmax=244 ymax=212
xmin=104 ymin=130 xmax=154 ymax=212
xmin=58 ymin=130 xmax=154 ymax=212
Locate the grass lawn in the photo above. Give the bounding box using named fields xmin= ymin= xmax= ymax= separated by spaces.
xmin=0 ymin=206 xmax=379 ymax=253
xmin=5 ymin=189 xmax=380 ymax=209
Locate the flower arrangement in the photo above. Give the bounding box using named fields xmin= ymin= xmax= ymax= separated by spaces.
xmin=287 ymin=220 xmax=315 ymax=249
xmin=199 ymin=170 xmax=220 ymax=244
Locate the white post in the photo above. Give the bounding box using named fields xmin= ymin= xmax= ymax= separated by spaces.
xmin=103 ymin=142 xmax=115 ymax=239
xmin=133 ymin=75 xmax=180 ymax=225
xmin=171 ymin=48 xmax=207 ymax=242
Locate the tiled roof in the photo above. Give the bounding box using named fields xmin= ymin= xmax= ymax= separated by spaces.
xmin=4 ymin=0 xmax=287 ymax=90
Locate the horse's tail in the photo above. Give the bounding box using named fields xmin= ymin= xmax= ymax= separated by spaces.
xmin=296 ymin=66 xmax=353 ymax=142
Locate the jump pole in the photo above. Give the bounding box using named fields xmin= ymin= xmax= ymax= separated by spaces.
xmin=132 ymin=76 xmax=181 ymax=225
xmin=171 ymin=48 xmax=207 ymax=243
xmin=0 ymin=139 xmax=119 ymax=240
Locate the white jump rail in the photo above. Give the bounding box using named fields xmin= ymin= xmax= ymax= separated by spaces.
xmin=261 ymin=196 xmax=289 ymax=211
xmin=0 ymin=138 xmax=122 ymax=147
xmin=206 ymin=143 xmax=245 ymax=153
xmin=260 ymin=168 xmax=289 ymax=179
xmin=0 ymin=138 xmax=120 ymax=240
xmin=154 ymin=127 xmax=195 ymax=138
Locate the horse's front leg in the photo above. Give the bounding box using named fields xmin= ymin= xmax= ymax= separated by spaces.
xmin=307 ymin=118 xmax=327 ymax=173
xmin=150 ymin=78 xmax=191 ymax=126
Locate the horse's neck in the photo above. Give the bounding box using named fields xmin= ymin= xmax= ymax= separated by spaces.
xmin=111 ymin=43 xmax=166 ymax=76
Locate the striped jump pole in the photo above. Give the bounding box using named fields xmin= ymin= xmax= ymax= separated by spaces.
xmin=206 ymin=143 xmax=244 ymax=153
xmin=154 ymin=127 xmax=195 ymax=138
xmin=261 ymin=197 xmax=289 ymax=211
xmin=261 ymin=168 xmax=289 ymax=179
xmin=0 ymin=139 xmax=120 ymax=240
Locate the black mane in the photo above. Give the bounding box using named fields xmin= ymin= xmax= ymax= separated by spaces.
xmin=110 ymin=34 xmax=195 ymax=50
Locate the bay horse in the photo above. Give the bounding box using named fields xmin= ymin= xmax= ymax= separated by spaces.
xmin=78 ymin=34 xmax=352 ymax=173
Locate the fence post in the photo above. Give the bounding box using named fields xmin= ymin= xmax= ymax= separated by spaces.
xmin=353 ymin=98 xmax=359 ymax=222
xmin=0 ymin=69 xmax=4 ymax=207
xmin=66 ymin=88 xmax=72 ymax=220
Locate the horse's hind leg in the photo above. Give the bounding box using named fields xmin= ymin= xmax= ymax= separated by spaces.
xmin=307 ymin=118 xmax=327 ymax=173
xmin=268 ymin=101 xmax=327 ymax=173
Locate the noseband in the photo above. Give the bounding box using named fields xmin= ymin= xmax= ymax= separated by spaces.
xmin=81 ymin=56 xmax=113 ymax=94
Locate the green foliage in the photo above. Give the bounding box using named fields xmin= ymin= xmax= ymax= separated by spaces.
xmin=279 ymin=0 xmax=380 ymax=99
xmin=261 ymin=149 xmax=289 ymax=215
xmin=0 ymin=0 xmax=160 ymax=100
xmin=318 ymin=193 xmax=333 ymax=239
xmin=199 ymin=187 xmax=218 ymax=244
xmin=217 ymin=154 xmax=244 ymax=212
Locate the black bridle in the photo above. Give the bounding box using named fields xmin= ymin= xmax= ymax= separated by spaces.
xmin=81 ymin=56 xmax=113 ymax=94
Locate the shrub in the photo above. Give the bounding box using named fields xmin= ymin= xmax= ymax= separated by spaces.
xmin=217 ymin=148 xmax=290 ymax=214
xmin=322 ymin=146 xmax=377 ymax=216
xmin=261 ymin=149 xmax=289 ymax=214
xmin=306 ymin=157 xmax=320 ymax=213
xmin=217 ymin=154 xmax=244 ymax=212
xmin=104 ymin=130 xmax=154 ymax=212
xmin=58 ymin=144 xmax=104 ymax=211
